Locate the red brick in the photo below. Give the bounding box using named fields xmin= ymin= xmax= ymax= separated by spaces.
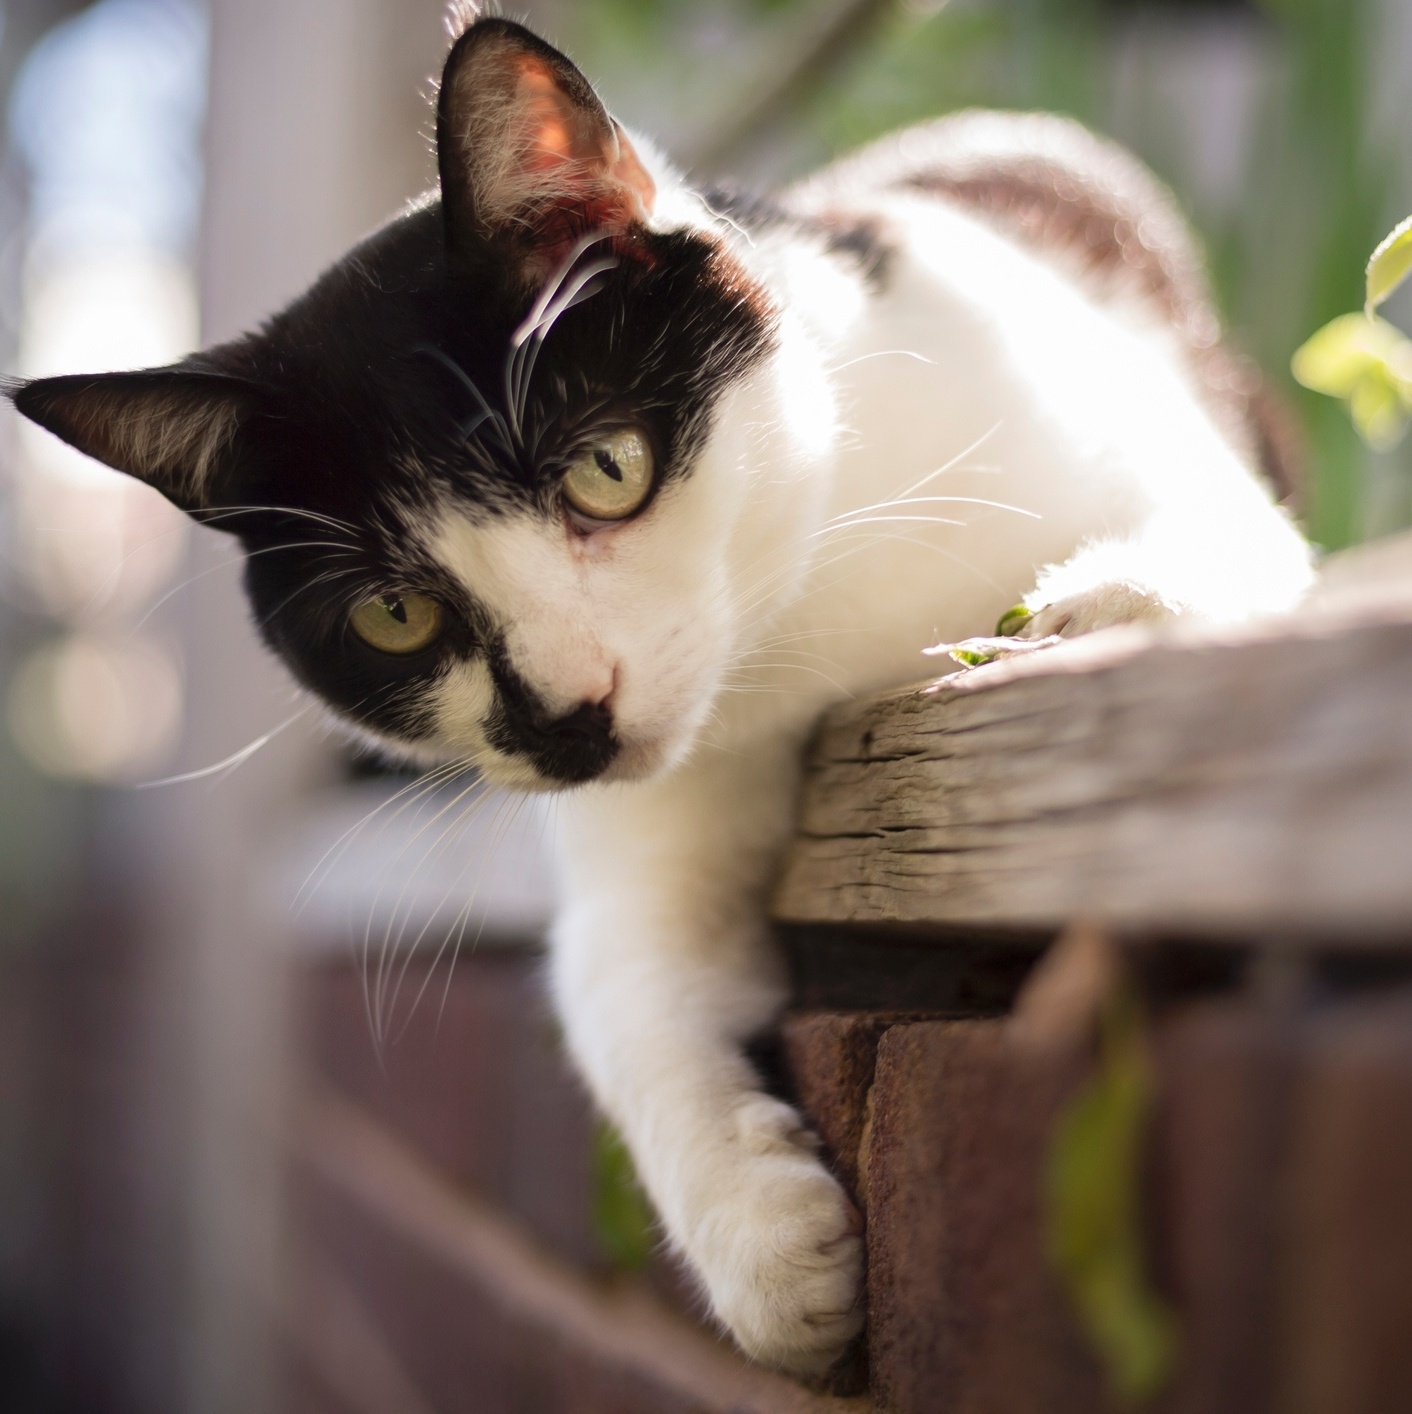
xmin=864 ymin=1019 xmax=1107 ymax=1414
xmin=781 ymin=1011 xmax=908 ymax=1199
xmin=1277 ymin=993 xmax=1412 ymax=1414
xmin=1149 ymin=999 xmax=1297 ymax=1414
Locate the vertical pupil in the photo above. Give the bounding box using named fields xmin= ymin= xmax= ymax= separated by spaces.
xmin=382 ymin=595 xmax=408 ymax=624
xmin=594 ymin=448 xmax=624 ymax=482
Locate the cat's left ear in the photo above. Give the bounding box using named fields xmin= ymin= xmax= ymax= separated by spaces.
xmin=10 ymin=366 xmax=259 ymax=516
xmin=436 ymin=17 xmax=656 ymax=273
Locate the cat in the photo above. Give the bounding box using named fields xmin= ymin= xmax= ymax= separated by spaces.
xmin=11 ymin=11 xmax=1314 ymax=1375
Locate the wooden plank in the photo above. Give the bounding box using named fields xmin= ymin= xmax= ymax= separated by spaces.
xmin=773 ymin=602 xmax=1412 ymax=942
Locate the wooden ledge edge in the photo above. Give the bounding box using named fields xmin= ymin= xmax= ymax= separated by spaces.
xmin=772 ymin=594 xmax=1412 ymax=936
xmin=841 ymin=592 xmax=1412 ymax=724
xmin=291 ymin=1084 xmax=872 ymax=1414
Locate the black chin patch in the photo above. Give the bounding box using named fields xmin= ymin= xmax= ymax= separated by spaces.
xmin=484 ymin=641 xmax=619 ymax=785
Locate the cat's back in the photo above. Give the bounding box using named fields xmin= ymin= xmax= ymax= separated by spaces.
xmin=789 ymin=112 xmax=1210 ymax=347
xmin=782 ymin=111 xmax=1298 ymax=506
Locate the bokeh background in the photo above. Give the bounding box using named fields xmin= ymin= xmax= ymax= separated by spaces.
xmin=0 ymin=0 xmax=1407 ymax=1409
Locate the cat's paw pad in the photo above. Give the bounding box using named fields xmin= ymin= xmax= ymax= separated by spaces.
xmin=693 ymin=1099 xmax=864 ymax=1374
xmin=1015 ymin=581 xmax=1176 ymax=639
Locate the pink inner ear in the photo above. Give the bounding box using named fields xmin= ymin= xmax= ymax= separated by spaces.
xmin=516 ymin=58 xmax=598 ymax=174
xmin=607 ymin=124 xmax=656 ymax=220
xmin=512 ymin=55 xmax=655 ymax=232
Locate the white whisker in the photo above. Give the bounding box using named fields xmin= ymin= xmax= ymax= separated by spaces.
xmin=297 ymin=759 xmax=472 ymax=915
xmin=811 ymin=512 xmax=970 ymax=537
xmin=511 ymin=231 xmax=614 ymax=347
xmin=827 ymin=348 xmax=935 ymax=373
xmin=368 ymin=774 xmax=497 ymax=1045
xmin=892 ymin=422 xmax=1004 ymax=502
xmin=815 ymin=494 xmax=1039 ymax=536
xmin=134 ymin=539 xmax=363 ymax=629
xmin=200 ymin=503 xmax=360 ymax=535
xmin=416 ymin=343 xmax=515 ymax=454
xmin=136 ymin=704 xmax=314 ymax=788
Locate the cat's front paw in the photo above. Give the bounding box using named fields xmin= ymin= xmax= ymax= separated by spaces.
xmin=928 ymin=582 xmax=1179 ymax=668
xmin=689 ymin=1096 xmax=864 ymax=1374
xmin=1015 ymin=580 xmax=1176 ymax=639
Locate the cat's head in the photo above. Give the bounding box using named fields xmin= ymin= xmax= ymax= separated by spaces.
xmin=11 ymin=16 xmax=806 ymax=790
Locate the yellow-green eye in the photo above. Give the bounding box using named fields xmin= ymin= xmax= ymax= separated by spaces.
xmin=349 ymin=593 xmax=444 ymax=655
xmin=561 ymin=428 xmax=654 ymax=522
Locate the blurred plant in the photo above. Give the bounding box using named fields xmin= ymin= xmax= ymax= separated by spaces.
xmin=1047 ymin=984 xmax=1177 ymax=1406
xmin=1170 ymin=0 xmax=1394 ymax=547
xmin=1292 ymin=218 xmax=1412 ymax=452
xmin=591 ymin=1118 xmax=656 ymax=1270
xmin=692 ymin=0 xmax=902 ymax=171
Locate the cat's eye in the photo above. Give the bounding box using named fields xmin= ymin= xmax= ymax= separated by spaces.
xmin=349 ymin=593 xmax=444 ymax=655
xmin=561 ymin=428 xmax=654 ymax=523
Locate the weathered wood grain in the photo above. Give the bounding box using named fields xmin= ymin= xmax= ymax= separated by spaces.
xmin=773 ymin=603 xmax=1412 ymax=942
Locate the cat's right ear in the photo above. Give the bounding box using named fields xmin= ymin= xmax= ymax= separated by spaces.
xmin=10 ymin=366 xmax=258 ymax=517
xmin=436 ymin=17 xmax=655 ymax=275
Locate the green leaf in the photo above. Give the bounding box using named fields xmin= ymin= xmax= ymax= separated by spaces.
xmin=592 ymin=1120 xmax=655 ymax=1270
xmin=995 ymin=603 xmax=1032 ymax=637
xmin=1292 ymin=312 xmax=1404 ymax=396
xmin=1046 ymin=992 xmax=1178 ymax=1405
xmin=1366 ymin=215 xmax=1412 ymax=314
xmin=1349 ymin=371 xmax=1410 ymax=452
xmin=949 ymin=647 xmax=988 ymax=666
xmin=1292 ymin=312 xmax=1412 ymax=452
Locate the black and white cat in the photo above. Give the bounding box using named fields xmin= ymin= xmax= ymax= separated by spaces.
xmin=12 ymin=12 xmax=1312 ymax=1374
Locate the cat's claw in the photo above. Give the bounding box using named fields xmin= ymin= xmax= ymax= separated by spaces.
xmin=689 ymin=1097 xmax=864 ymax=1374
xmin=1015 ymin=581 xmax=1176 ymax=639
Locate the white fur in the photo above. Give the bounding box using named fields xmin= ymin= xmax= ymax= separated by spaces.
xmin=423 ymin=145 xmax=1313 ymax=1372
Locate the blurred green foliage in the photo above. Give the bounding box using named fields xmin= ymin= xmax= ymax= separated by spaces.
xmin=1367 ymin=217 xmax=1412 ymax=313
xmin=1294 ymin=308 xmax=1412 ymax=452
xmin=1292 ymin=218 xmax=1412 ymax=453
xmin=591 ymin=1118 xmax=656 ymax=1270
xmin=556 ymin=0 xmax=1407 ymax=549
xmin=1046 ymin=986 xmax=1177 ymax=1405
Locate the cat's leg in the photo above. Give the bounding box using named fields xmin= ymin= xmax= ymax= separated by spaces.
xmin=549 ymin=737 xmax=863 ymax=1373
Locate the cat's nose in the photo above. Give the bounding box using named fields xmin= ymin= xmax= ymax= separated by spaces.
xmin=528 ymin=697 xmax=618 ymax=784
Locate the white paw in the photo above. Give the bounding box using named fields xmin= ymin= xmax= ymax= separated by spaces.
xmin=686 ymin=1096 xmax=864 ymax=1374
xmin=1016 ymin=580 xmax=1176 ymax=639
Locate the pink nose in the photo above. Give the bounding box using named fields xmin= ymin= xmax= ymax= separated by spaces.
xmin=591 ymin=662 xmax=621 ymax=710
